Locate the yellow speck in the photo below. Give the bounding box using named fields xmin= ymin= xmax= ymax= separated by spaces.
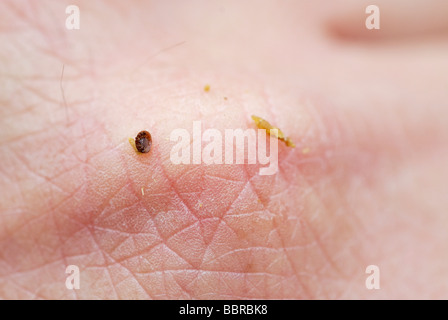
xmin=224 ymin=97 xmax=228 ymax=100
xmin=141 ymin=187 xmax=145 ymax=196
xmin=285 ymin=137 xmax=296 ymax=148
xmin=302 ymin=147 xmax=310 ymax=154
xmin=204 ymin=84 xmax=210 ymax=92
xmin=129 ymin=137 xmax=138 ymax=152
xmin=199 ymin=202 xmax=203 ymax=208
xmin=251 ymin=115 xmax=295 ymax=148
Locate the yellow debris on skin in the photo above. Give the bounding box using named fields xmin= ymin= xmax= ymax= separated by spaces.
xmin=285 ymin=137 xmax=295 ymax=148
xmin=251 ymin=115 xmax=296 ymax=148
xmin=129 ymin=137 xmax=138 ymax=152
xmin=204 ymin=84 xmax=210 ymax=92
xmin=302 ymin=147 xmax=310 ymax=154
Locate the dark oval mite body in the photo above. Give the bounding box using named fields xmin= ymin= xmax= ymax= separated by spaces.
xmin=135 ymin=130 xmax=152 ymax=153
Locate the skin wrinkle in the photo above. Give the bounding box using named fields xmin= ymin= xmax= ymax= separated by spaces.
xmin=98 ymin=140 xmax=207 ymax=300
xmin=261 ymin=99 xmax=336 ymax=285
xmin=241 ymin=157 xmax=314 ymax=297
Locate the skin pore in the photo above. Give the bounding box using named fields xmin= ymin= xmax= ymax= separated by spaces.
xmin=1 ymin=0 xmax=448 ymax=299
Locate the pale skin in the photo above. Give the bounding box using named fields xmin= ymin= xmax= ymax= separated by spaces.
xmin=1 ymin=0 xmax=448 ymax=299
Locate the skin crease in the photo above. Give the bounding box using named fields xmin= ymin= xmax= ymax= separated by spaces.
xmin=0 ymin=0 xmax=448 ymax=299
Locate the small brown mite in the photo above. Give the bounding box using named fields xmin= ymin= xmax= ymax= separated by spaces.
xmin=135 ymin=130 xmax=152 ymax=153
